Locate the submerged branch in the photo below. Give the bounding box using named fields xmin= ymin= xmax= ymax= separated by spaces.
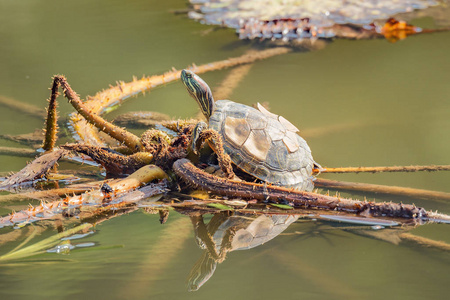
xmin=0 ymin=130 xmax=44 ymax=148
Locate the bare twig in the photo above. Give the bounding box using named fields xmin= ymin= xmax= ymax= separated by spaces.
xmin=42 ymin=78 xmax=60 ymax=151
xmin=317 ymin=165 xmax=450 ymax=174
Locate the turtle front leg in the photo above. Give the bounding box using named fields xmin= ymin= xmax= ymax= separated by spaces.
xmin=191 ymin=122 xmax=235 ymax=179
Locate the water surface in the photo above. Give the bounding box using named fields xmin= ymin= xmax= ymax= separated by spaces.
xmin=0 ymin=0 xmax=449 ymax=299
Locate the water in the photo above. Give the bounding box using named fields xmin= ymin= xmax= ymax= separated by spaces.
xmin=0 ymin=0 xmax=449 ymax=299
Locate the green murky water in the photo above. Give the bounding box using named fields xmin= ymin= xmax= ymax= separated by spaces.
xmin=0 ymin=0 xmax=449 ymax=299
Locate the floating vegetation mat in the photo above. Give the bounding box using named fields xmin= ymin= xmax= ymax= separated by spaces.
xmin=188 ymin=0 xmax=441 ymax=40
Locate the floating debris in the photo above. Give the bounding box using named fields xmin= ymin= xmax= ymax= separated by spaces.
xmin=188 ymin=0 xmax=443 ymax=41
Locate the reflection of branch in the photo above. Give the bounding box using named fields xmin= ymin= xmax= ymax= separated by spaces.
xmin=0 ymin=95 xmax=46 ymax=118
xmin=190 ymin=215 xmax=229 ymax=262
xmin=0 ymin=146 xmax=35 ymax=157
xmin=270 ymin=249 xmax=362 ymax=299
xmin=118 ymin=218 xmax=192 ymax=298
xmin=314 ymin=178 xmax=450 ymax=201
xmin=213 ymin=63 xmax=253 ymax=101
xmin=400 ymin=233 xmax=450 ymax=252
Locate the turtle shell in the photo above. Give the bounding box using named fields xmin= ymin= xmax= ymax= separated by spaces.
xmin=212 ymin=214 xmax=300 ymax=251
xmin=209 ymin=100 xmax=315 ymax=191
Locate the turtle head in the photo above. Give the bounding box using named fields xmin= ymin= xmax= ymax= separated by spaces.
xmin=181 ymin=69 xmax=215 ymax=120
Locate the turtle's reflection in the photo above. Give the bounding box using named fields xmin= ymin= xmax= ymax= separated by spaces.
xmin=187 ymin=212 xmax=299 ymax=291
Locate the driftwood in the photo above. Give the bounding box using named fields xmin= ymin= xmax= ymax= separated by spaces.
xmin=0 ymin=165 xmax=168 ymax=228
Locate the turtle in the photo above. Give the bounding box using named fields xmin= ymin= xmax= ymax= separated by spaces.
xmin=187 ymin=213 xmax=300 ymax=291
xmin=181 ymin=69 xmax=318 ymax=191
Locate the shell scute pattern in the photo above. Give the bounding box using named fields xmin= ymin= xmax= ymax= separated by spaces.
xmin=210 ymin=100 xmax=315 ymax=191
xmin=286 ymin=148 xmax=306 ymax=171
xmin=265 ymin=140 xmax=288 ymax=170
xmin=224 ymin=116 xmax=250 ymax=147
xmin=253 ymin=165 xmax=270 ymax=181
xmin=209 ymin=111 xmax=223 ymax=125
xmin=246 ymin=110 xmax=268 ymax=130
xmin=266 ymin=121 xmax=286 ymax=141
xmin=242 ymin=129 xmax=271 ymax=161
xmin=228 ymin=149 xmax=243 ymax=166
